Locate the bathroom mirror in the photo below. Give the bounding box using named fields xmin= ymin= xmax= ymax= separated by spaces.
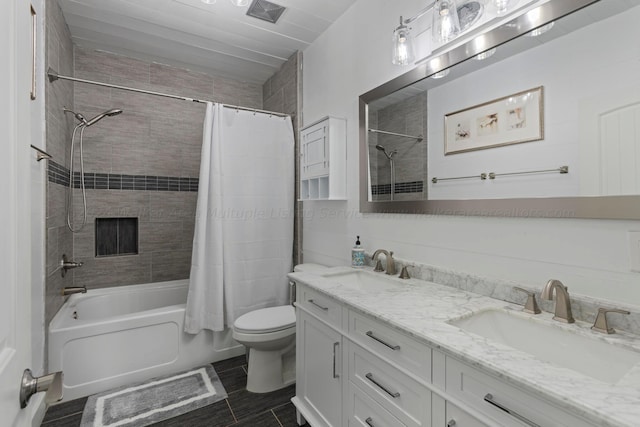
xmin=359 ymin=0 xmax=640 ymax=219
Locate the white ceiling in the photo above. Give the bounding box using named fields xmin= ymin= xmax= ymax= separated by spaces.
xmin=58 ymin=0 xmax=357 ymax=84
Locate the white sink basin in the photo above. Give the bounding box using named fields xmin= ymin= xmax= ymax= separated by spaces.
xmin=450 ymin=309 xmax=640 ymax=384
xmin=322 ymin=270 xmax=398 ymax=292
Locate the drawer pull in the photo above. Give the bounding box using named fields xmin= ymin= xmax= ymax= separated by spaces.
xmin=365 ymin=331 xmax=400 ymax=350
xmin=308 ymin=299 xmax=329 ymax=311
xmin=332 ymin=342 xmax=340 ymax=378
xmin=484 ymin=393 xmax=540 ymax=427
xmin=365 ymin=373 xmax=400 ymax=398
xmin=365 ymin=417 xmax=375 ymax=427
xmin=447 ymin=420 xmax=456 ymax=427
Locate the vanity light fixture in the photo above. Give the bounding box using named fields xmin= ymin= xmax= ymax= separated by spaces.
xmin=432 ymin=0 xmax=461 ymax=43
xmin=527 ymin=21 xmax=555 ymax=37
xmin=475 ymin=47 xmax=496 ymax=60
xmin=392 ymin=16 xmax=415 ymax=66
xmin=392 ymin=0 xmax=485 ymax=66
xmin=431 ymin=69 xmax=450 ymax=79
xmin=493 ymin=0 xmax=512 ymax=15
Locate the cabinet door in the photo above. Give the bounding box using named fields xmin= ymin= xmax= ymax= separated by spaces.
xmin=301 ymin=121 xmax=329 ymax=179
xmin=298 ymin=310 xmax=343 ymax=426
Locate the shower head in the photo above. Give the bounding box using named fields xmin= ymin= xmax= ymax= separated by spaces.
xmin=375 ymin=144 xmax=397 ymax=160
xmin=85 ymin=109 xmax=123 ymax=127
xmin=63 ymin=108 xmax=88 ymax=125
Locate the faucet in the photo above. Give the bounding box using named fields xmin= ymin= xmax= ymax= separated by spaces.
xmin=540 ymin=279 xmax=574 ymax=323
xmin=60 ymin=254 xmax=83 ymax=278
xmin=62 ymin=286 xmax=87 ymax=296
xmin=372 ymin=249 xmax=396 ymax=275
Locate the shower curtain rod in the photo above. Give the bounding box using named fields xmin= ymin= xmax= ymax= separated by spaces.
xmin=47 ymin=68 xmax=291 ymax=118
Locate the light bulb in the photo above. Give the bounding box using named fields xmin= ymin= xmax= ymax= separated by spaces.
xmin=432 ymin=0 xmax=461 ymax=44
xmin=392 ymin=18 xmax=414 ymax=66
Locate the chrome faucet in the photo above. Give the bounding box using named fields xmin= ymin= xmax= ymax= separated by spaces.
xmin=540 ymin=279 xmax=574 ymax=323
xmin=62 ymin=286 xmax=87 ymax=296
xmin=372 ymin=249 xmax=396 ymax=275
xmin=60 ymin=254 xmax=83 ymax=278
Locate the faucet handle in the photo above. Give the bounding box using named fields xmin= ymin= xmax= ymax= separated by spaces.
xmin=399 ymin=264 xmax=411 ymax=279
xmin=513 ymin=287 xmax=541 ymax=314
xmin=591 ymin=307 xmax=630 ymax=334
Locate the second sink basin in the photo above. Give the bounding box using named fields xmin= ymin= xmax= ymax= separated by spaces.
xmin=450 ymin=309 xmax=640 ymax=384
xmin=322 ymin=270 xmax=398 ymax=292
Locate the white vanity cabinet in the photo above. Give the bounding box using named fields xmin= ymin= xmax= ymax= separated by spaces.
xmin=299 ymin=116 xmax=346 ymax=200
xmin=292 ymin=282 xmax=601 ymax=427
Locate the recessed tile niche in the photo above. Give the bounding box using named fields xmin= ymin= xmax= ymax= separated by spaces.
xmin=95 ymin=218 xmax=138 ymax=257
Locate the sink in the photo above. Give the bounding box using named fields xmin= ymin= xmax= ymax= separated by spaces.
xmin=450 ymin=309 xmax=640 ymax=384
xmin=322 ymin=270 xmax=398 ymax=292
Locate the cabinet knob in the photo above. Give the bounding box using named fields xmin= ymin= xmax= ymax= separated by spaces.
xmin=447 ymin=420 xmax=456 ymax=427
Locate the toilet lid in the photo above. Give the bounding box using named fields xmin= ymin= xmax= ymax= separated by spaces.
xmin=234 ymin=305 xmax=296 ymax=334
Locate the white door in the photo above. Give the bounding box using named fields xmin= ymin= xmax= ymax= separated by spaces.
xmin=0 ymin=0 xmax=34 ymax=425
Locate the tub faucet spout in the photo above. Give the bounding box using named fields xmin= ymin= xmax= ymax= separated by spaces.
xmin=62 ymin=286 xmax=87 ymax=296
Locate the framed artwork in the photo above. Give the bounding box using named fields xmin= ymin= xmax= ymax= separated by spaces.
xmin=444 ymin=86 xmax=544 ymax=155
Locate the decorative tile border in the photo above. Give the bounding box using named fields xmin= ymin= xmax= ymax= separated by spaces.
xmin=47 ymin=160 xmax=199 ymax=192
xmin=372 ymin=180 xmax=423 ymax=195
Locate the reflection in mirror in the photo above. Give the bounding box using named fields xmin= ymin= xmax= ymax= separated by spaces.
xmin=360 ymin=0 xmax=640 ymax=219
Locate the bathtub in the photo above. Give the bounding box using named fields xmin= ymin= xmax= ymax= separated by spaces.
xmin=48 ymin=279 xmax=244 ymax=401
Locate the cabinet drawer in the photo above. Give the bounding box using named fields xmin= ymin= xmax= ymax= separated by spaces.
xmin=299 ymin=286 xmax=342 ymax=329
xmin=347 ymin=383 xmax=407 ymax=427
xmin=446 ymin=357 xmax=598 ymax=427
xmin=349 ymin=310 xmax=431 ymax=382
xmin=349 ymin=342 xmax=431 ymax=427
xmin=445 ymin=402 xmax=488 ymax=427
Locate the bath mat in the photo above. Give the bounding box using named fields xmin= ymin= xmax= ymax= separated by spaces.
xmin=80 ymin=365 xmax=227 ymax=427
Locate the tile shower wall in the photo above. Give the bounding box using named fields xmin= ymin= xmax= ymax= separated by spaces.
xmin=45 ymin=0 xmax=75 ymax=333
xmin=262 ymin=52 xmax=303 ymax=264
xmin=68 ymin=47 xmax=263 ymax=288
xmin=370 ymin=92 xmax=427 ymax=201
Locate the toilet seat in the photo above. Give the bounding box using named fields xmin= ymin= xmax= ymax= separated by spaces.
xmin=234 ymin=305 xmax=295 ymax=334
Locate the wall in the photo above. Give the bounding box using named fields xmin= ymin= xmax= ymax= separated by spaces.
xmin=44 ymin=0 xmax=74 ymax=347
xmin=263 ymin=52 xmax=303 ymax=264
xmin=69 ymin=47 xmax=263 ymax=288
xmin=301 ymin=0 xmax=640 ymax=306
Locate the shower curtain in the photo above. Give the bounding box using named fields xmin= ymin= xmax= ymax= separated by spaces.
xmin=185 ymin=103 xmax=295 ymax=334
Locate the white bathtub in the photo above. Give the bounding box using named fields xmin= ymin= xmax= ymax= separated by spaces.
xmin=48 ymin=279 xmax=244 ymax=401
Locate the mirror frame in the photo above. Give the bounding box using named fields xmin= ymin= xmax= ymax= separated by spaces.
xmin=359 ymin=0 xmax=640 ymax=220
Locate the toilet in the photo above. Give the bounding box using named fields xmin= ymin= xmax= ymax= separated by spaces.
xmin=232 ymin=263 xmax=327 ymax=393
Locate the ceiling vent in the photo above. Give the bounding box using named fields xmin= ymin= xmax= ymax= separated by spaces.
xmin=246 ymin=0 xmax=286 ymax=24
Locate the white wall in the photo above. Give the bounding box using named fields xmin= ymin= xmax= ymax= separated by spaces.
xmin=301 ymin=0 xmax=640 ymax=306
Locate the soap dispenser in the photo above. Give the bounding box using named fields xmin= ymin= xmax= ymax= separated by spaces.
xmin=351 ymin=236 xmax=365 ymax=268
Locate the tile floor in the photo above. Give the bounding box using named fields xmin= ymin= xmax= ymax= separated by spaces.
xmin=41 ymin=356 xmax=302 ymax=426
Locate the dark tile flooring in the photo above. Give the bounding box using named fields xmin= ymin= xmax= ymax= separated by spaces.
xmin=42 ymin=356 xmax=301 ymax=427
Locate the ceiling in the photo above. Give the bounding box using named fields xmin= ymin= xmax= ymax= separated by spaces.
xmin=58 ymin=0 xmax=357 ymax=84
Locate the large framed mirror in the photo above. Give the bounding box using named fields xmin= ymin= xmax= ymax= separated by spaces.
xmin=359 ymin=0 xmax=640 ymax=219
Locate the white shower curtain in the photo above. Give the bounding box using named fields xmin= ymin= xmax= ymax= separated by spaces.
xmin=185 ymin=103 xmax=295 ymax=334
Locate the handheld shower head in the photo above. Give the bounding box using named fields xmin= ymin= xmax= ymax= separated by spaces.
xmin=375 ymin=144 xmax=397 ymax=160
xmin=63 ymin=108 xmax=88 ymax=125
xmin=85 ymin=108 xmax=123 ymax=127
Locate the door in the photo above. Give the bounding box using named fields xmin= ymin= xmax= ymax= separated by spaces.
xmin=0 ymin=0 xmax=34 ymax=425
xmin=298 ymin=311 xmax=343 ymax=427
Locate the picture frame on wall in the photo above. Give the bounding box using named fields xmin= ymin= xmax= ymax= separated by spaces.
xmin=444 ymin=86 xmax=544 ymax=155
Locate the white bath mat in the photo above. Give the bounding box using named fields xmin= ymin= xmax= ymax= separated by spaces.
xmin=80 ymin=365 xmax=227 ymax=427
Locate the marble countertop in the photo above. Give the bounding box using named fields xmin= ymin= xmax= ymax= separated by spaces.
xmin=289 ymin=266 xmax=640 ymax=427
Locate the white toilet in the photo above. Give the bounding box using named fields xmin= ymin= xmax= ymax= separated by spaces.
xmin=232 ymin=263 xmax=327 ymax=393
